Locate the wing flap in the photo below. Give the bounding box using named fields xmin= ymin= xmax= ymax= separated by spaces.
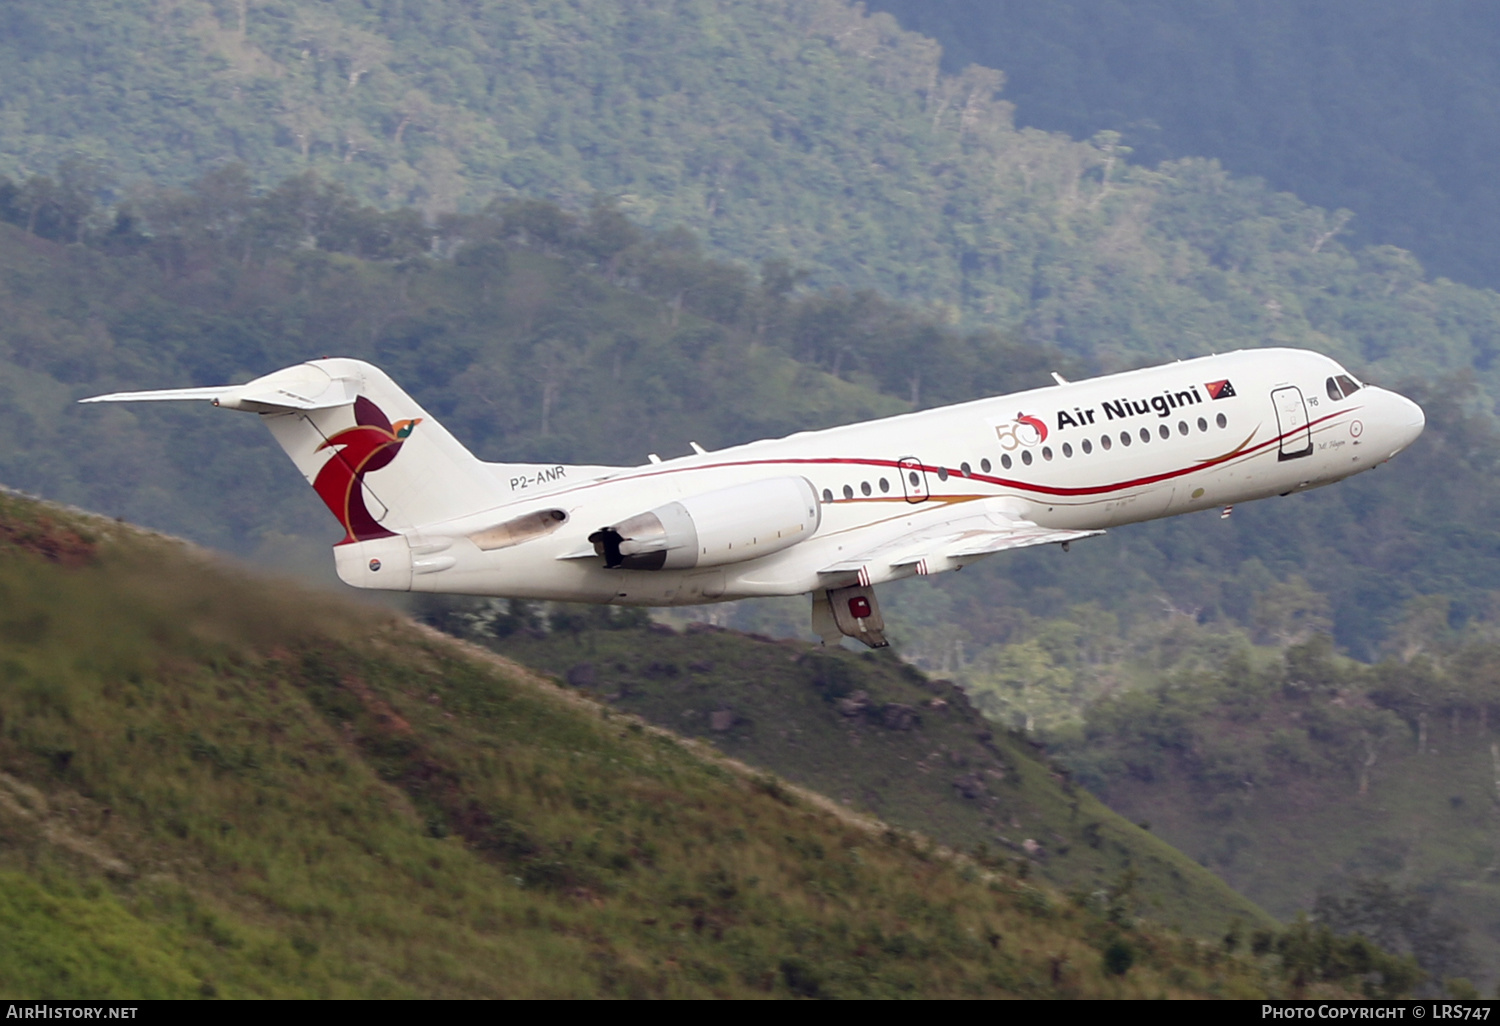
xmin=818 ymin=503 xmax=1103 ymax=583
xmin=945 ymin=526 xmax=1103 ymax=559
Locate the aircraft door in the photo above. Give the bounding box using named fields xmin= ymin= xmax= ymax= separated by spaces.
xmin=897 ymin=457 xmax=929 ymax=503
xmin=1271 ymin=386 xmax=1313 ymax=461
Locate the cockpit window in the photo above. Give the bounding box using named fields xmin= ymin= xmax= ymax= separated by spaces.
xmin=1326 ymin=374 xmax=1364 ymax=400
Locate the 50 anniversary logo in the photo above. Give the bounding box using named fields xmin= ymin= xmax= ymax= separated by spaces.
xmin=996 ymin=413 xmax=1049 ymax=450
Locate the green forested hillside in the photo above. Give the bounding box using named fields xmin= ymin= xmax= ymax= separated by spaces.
xmin=869 ymin=0 xmax=1500 ymax=291
xmin=0 ymin=176 xmax=1032 ymax=552
xmin=3 ymin=164 xmax=1500 ymax=662
xmin=1025 ymin=624 xmax=1500 ymax=994
xmin=5 ymin=0 xmax=1500 ymax=398
xmin=0 ymin=173 xmax=1496 ymax=660
xmin=1 ymin=489 xmax=1400 ymax=999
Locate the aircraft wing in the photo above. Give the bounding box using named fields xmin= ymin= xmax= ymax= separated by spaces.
xmin=819 ymin=504 xmax=1102 ymax=585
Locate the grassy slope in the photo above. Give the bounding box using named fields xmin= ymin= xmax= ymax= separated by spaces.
xmin=488 ymin=623 xmax=1272 ymax=940
xmin=0 ymin=490 xmax=1310 ymax=999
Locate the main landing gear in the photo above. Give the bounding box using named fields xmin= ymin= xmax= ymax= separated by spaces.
xmin=812 ymin=585 xmax=889 ymax=649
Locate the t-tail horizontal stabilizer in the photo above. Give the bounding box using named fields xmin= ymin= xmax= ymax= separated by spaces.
xmin=80 ymin=363 xmax=359 ymax=412
xmin=81 ymin=359 xmax=508 ymax=556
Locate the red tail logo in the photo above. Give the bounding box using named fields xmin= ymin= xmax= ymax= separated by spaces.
xmin=312 ymin=396 xmax=421 ymax=545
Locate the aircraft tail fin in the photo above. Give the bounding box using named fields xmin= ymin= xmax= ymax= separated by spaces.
xmin=83 ymin=358 xmax=504 ymax=543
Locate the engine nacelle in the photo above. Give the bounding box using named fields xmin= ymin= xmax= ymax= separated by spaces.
xmin=589 ymin=476 xmax=821 ymax=571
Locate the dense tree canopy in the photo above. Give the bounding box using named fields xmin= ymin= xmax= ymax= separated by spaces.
xmin=4 ymin=1 xmax=1500 ymax=407
xmin=1 ymin=164 xmax=1496 ymax=664
xmin=870 ymin=0 xmax=1500 ymax=292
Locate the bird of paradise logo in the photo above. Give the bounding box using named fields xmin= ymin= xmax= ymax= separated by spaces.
xmin=312 ymin=396 xmax=421 ymax=545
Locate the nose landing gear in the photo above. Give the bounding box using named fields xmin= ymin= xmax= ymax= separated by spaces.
xmin=812 ymin=584 xmax=889 ymax=649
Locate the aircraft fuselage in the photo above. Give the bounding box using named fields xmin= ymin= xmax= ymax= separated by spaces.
xmin=326 ymin=348 xmax=1422 ymax=605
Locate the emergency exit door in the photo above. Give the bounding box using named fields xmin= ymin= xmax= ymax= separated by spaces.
xmin=896 ymin=457 xmax=929 ymax=502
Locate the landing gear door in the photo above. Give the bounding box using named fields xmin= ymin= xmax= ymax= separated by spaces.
xmin=1272 ymin=386 xmax=1313 ymax=461
xmin=897 ymin=457 xmax=929 ymax=503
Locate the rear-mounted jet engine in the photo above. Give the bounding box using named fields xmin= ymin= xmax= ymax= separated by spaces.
xmin=589 ymin=476 xmax=820 ymax=570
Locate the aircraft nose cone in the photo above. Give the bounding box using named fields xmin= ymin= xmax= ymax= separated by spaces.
xmin=1388 ymin=390 xmax=1425 ymax=452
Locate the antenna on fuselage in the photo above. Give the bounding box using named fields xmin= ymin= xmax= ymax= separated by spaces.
xmin=1050 ymin=372 xmax=1069 ymax=386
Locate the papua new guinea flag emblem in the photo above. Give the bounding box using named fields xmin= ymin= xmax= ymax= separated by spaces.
xmin=1204 ymin=379 xmax=1237 ymax=399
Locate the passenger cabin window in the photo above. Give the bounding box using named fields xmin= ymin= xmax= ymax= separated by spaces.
xmin=822 ymin=488 xmax=833 ymax=503
xmin=960 ymin=462 xmax=972 ymax=476
xmin=1021 ymin=450 xmax=1033 ymax=465
xmin=1082 ymin=439 xmax=1093 ymax=454
xmin=860 ymin=481 xmax=871 ymax=496
xmin=1216 ymin=413 xmax=1227 ymax=429
xmin=1100 ymin=434 xmax=1112 ymax=451
xmin=1158 ymin=424 xmax=1170 ymax=439
xmin=1062 ymin=442 xmax=1073 ymax=457
xmin=1001 ymin=454 xmax=1012 ymax=470
xmin=1139 ymin=427 xmax=1150 ymax=443
xmin=1119 ymin=431 xmax=1131 ymax=447
xmin=937 ymin=467 xmax=949 ymax=481
xmin=879 ymin=477 xmax=890 ymax=493
xmin=980 ymin=458 xmax=992 ymax=473
xmin=843 ymin=485 xmax=853 ymax=500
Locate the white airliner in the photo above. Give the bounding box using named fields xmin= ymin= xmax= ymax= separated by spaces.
xmin=82 ymin=348 xmax=1423 ymax=647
